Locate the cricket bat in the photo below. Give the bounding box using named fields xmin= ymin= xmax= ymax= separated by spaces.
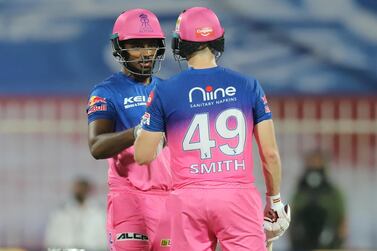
xmin=267 ymin=241 xmax=273 ymax=251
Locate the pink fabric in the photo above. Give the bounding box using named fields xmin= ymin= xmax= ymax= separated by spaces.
xmin=107 ymin=146 xmax=172 ymax=192
xmin=113 ymin=8 xmax=165 ymax=40
xmin=167 ymin=187 xmax=266 ymax=251
xmin=107 ymin=191 xmax=171 ymax=251
xmin=106 ymin=138 xmax=171 ymax=250
xmin=175 ymin=7 xmax=224 ymax=42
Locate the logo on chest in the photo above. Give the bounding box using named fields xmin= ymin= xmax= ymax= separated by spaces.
xmin=124 ymin=95 xmax=147 ymax=109
xmin=188 ymin=85 xmax=238 ymax=108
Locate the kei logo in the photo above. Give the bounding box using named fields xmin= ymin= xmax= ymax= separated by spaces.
xmin=124 ymin=96 xmax=147 ymax=109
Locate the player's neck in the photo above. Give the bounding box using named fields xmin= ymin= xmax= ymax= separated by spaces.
xmin=122 ymin=68 xmax=151 ymax=84
xmin=187 ymin=48 xmax=217 ymax=69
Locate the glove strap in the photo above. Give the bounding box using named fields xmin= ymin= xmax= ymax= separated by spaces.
xmin=266 ymin=193 xmax=284 ymax=211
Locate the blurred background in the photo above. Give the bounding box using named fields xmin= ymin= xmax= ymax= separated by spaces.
xmin=0 ymin=0 xmax=376 ymax=250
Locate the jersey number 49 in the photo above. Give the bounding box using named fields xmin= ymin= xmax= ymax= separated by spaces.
xmin=182 ymin=108 xmax=246 ymax=159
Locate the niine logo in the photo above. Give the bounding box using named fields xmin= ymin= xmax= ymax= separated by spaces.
xmin=188 ymin=85 xmax=236 ymax=103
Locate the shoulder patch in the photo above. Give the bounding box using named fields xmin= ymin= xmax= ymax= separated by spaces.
xmin=87 ymin=96 xmax=107 ymax=115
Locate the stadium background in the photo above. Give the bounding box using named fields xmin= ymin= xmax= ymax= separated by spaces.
xmin=0 ymin=0 xmax=376 ymax=250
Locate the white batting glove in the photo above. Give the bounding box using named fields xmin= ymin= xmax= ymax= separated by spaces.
xmin=263 ymin=193 xmax=291 ymax=242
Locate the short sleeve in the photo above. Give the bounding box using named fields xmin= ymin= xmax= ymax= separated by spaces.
xmin=87 ymin=85 xmax=117 ymax=123
xmin=141 ymin=86 xmax=165 ymax=132
xmin=252 ymin=80 xmax=272 ymax=125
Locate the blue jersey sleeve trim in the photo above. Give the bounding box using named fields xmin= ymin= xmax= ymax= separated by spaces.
xmin=252 ymin=79 xmax=273 ymax=125
xmin=141 ymin=125 xmax=164 ymax=132
xmin=254 ymin=114 xmax=273 ymax=125
xmin=88 ymin=113 xmax=115 ymax=124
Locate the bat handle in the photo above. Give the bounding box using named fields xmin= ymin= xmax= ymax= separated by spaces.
xmin=267 ymin=241 xmax=273 ymax=251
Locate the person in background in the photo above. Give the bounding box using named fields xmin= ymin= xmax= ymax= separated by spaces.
xmin=289 ymin=150 xmax=347 ymax=250
xmin=44 ymin=177 xmax=107 ymax=251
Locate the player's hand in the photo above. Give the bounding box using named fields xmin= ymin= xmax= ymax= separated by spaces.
xmin=134 ymin=124 xmax=165 ymax=156
xmin=263 ymin=194 xmax=291 ymax=242
xmin=156 ymin=133 xmax=166 ymax=155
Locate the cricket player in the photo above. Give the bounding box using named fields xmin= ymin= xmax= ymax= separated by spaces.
xmin=134 ymin=7 xmax=290 ymax=251
xmin=87 ymin=9 xmax=171 ymax=251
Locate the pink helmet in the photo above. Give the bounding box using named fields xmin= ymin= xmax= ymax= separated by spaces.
xmin=174 ymin=7 xmax=224 ymax=42
xmin=110 ymin=9 xmax=166 ymax=76
xmin=172 ymin=7 xmax=225 ymax=60
xmin=112 ymin=8 xmax=165 ymax=40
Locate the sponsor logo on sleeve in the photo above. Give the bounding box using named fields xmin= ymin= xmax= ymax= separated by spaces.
xmin=261 ymin=95 xmax=271 ymax=113
xmin=87 ymin=96 xmax=107 ymax=115
xmin=88 ymin=96 xmax=106 ymax=106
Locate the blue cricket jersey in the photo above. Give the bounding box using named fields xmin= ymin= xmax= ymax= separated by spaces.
xmin=87 ymin=72 xmax=171 ymax=192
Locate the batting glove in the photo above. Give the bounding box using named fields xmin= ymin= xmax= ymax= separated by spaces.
xmin=263 ymin=193 xmax=291 ymax=242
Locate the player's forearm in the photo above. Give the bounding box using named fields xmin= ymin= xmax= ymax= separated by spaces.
xmin=261 ymin=149 xmax=282 ymax=196
xmin=89 ymin=128 xmax=135 ymax=159
xmin=254 ymin=120 xmax=282 ymax=196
